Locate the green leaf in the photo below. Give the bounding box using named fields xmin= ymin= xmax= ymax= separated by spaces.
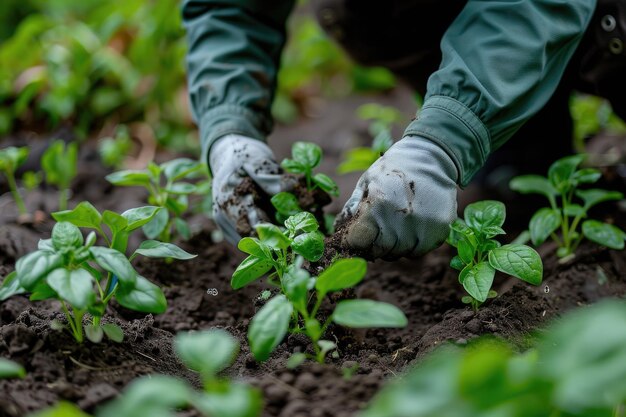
xmin=582 ymin=220 xmax=626 ymax=250
xmin=548 ymin=154 xmax=585 ymax=193
xmin=0 ymin=272 xmax=25 ymax=301
xmin=47 ymin=268 xmax=95 ymax=310
xmin=0 ymin=358 xmax=25 ymax=379
xmin=166 ymin=195 xmax=189 ymax=217
xmin=231 ymin=256 xmax=273 ymax=289
xmin=15 ymin=251 xmax=63 ymax=290
xmin=285 ymin=212 xmax=319 ymax=233
xmin=464 ymin=200 xmax=506 ymax=232
xmin=281 ymin=158 xmax=306 ymax=174
xmin=447 ymin=218 xmax=472 ymax=247
xmin=238 ymin=237 xmax=272 ymax=260
xmin=85 ymin=324 xmax=104 ymax=343
xmin=576 ymin=189 xmax=623 ymax=210
xmin=287 ymin=353 xmax=307 ymax=369
xmin=292 ymin=230 xmax=324 ymax=261
xmin=316 ymin=258 xmax=367 ymax=295
xmin=333 ymin=299 xmax=407 ymax=328
xmin=115 ymin=275 xmax=167 ymax=313
xmin=51 ymin=221 xmax=83 ymax=250
xmin=313 ymin=173 xmax=339 ymax=196
xmin=0 ymin=147 xmax=28 ymax=173
xmin=102 ymin=211 xmax=128 ymax=235
xmin=134 ymin=240 xmax=196 ymax=260
xmin=161 ymin=158 xmax=201 ymax=181
xmin=256 ymin=223 xmax=291 ymax=250
xmin=121 ymin=206 xmax=161 ymax=231
xmin=282 ymin=265 xmax=310 ymax=312
xmin=509 ymin=175 xmax=557 ymax=200
xmin=572 ymin=168 xmax=601 ymax=184
xmin=166 ymin=182 xmax=197 ymax=195
xmin=38 ymin=239 xmax=54 ymax=252
xmin=457 ymin=238 xmax=475 ymax=264
xmin=450 ymin=256 xmax=465 ymax=271
xmin=529 ymin=208 xmax=561 ymax=246
xmin=102 ymin=323 xmax=124 ymax=343
xmin=28 ymin=402 xmax=91 ymax=417
xmin=105 ymin=169 xmax=151 ymax=187
xmin=175 ymin=329 xmax=239 ymax=377
xmin=52 ymin=201 xmax=102 ymax=229
xmin=142 ymin=208 xmax=169 ymax=239
xmin=192 ymin=384 xmax=262 ymax=417
xmin=292 ymin=141 xmax=322 ymax=168
xmin=41 ymin=141 xmax=77 ymax=188
xmin=488 ymin=244 xmax=543 ymax=285
xmin=461 ymin=262 xmax=496 ymax=302
xmin=563 ymin=204 xmax=585 ymax=218
xmin=89 ymin=246 xmax=137 ymax=285
xmin=248 ymin=295 xmax=293 ymax=361
xmin=271 ymin=192 xmax=302 ymax=216
xmin=337 ymin=148 xmax=378 ymax=174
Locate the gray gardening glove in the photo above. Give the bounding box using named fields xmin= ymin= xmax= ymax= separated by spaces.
xmin=337 ymin=136 xmax=458 ymax=260
xmin=209 ymin=134 xmax=283 ymax=244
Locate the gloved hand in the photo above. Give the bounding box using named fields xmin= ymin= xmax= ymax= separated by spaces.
xmin=337 ymin=136 xmax=458 ymax=260
xmin=209 ymin=134 xmax=283 ymax=244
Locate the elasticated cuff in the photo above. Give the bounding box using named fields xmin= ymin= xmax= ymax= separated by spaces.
xmin=403 ymin=95 xmax=491 ymax=187
xmin=199 ymin=104 xmax=271 ymax=166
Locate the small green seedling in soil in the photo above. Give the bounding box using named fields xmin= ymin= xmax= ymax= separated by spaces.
xmin=447 ymin=200 xmax=543 ymax=312
xmin=42 ymin=140 xmax=78 ymax=211
xmin=0 ymin=146 xmax=29 ymax=216
xmin=231 ymin=212 xmax=407 ymax=363
xmin=0 ymin=358 xmax=25 ymax=380
xmin=510 ymin=154 xmax=625 ymax=260
xmin=99 ymin=125 xmax=132 ymax=169
xmin=281 ymin=141 xmax=339 ymax=197
xmin=0 ymin=201 xmax=196 ymax=343
xmin=97 ymin=329 xmax=261 ymax=417
xmin=105 ymin=158 xmax=207 ymax=242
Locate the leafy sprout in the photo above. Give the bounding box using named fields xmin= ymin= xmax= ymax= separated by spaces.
xmin=281 ymin=142 xmax=339 ymax=197
xmin=42 ymin=140 xmax=78 ymax=211
xmin=0 ymin=146 xmax=29 ymax=216
xmin=231 ymin=212 xmax=407 ymax=363
xmin=447 ymin=200 xmax=543 ymax=312
xmin=510 ymin=154 xmax=625 ymax=260
xmin=0 ymin=202 xmax=196 ymax=343
xmin=106 ymin=158 xmax=208 ymax=242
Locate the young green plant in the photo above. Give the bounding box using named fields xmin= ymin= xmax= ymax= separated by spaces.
xmin=510 ymin=154 xmax=625 ymax=259
xmin=0 ymin=201 xmax=196 ymax=343
xmin=231 ymin=212 xmax=407 ymax=363
xmin=42 ymin=140 xmax=78 ymax=211
xmin=0 ymin=146 xmax=29 ymax=216
xmin=99 ymin=125 xmax=132 ymax=169
xmin=447 ymin=200 xmax=543 ymax=312
xmin=281 ymin=141 xmax=339 ymax=197
xmin=106 ymin=158 xmax=207 ymax=242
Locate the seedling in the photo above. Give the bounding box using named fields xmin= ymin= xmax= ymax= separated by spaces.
xmin=0 ymin=358 xmax=25 ymax=380
xmin=0 ymin=146 xmax=29 ymax=216
xmin=99 ymin=125 xmax=132 ymax=169
xmin=106 ymin=158 xmax=207 ymax=242
xmin=338 ymin=103 xmax=403 ymax=174
xmin=231 ymin=212 xmax=407 ymax=363
xmin=0 ymin=201 xmax=196 ymax=343
xmin=447 ymin=200 xmax=543 ymax=312
xmin=281 ymin=142 xmax=339 ymax=197
xmin=42 ymin=140 xmax=78 ymax=211
xmin=510 ymin=155 xmax=625 ymax=259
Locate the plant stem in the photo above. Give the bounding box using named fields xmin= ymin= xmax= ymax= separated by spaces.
xmin=59 ymin=187 xmax=69 ymax=211
xmin=5 ymin=171 xmax=27 ymax=215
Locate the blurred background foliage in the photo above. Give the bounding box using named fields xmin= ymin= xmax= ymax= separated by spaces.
xmin=0 ymin=0 xmax=623 ymax=155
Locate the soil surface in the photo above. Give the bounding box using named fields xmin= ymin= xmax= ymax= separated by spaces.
xmin=1 ymin=88 xmax=626 ymax=416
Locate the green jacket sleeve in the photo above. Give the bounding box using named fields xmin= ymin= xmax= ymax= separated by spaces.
xmin=182 ymin=0 xmax=295 ymax=163
xmin=404 ymin=0 xmax=596 ymax=187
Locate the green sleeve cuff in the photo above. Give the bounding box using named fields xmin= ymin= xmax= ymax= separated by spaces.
xmin=199 ymin=104 xmax=271 ymax=165
xmin=403 ymin=96 xmax=491 ymax=187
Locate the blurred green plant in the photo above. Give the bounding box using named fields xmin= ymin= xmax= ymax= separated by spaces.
xmin=98 ymin=125 xmax=132 ymax=169
xmin=0 ymin=146 xmax=29 ymax=215
xmin=364 ymin=300 xmax=626 ymax=417
xmin=338 ymin=104 xmax=405 ymax=174
xmin=0 ymin=358 xmax=25 ymax=379
xmin=570 ymin=93 xmax=626 ymax=153
xmin=42 ymin=140 xmax=77 ymax=211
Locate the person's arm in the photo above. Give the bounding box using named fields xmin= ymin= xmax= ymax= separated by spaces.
xmin=339 ymin=0 xmax=597 ymax=260
xmin=182 ymin=0 xmax=295 ymax=164
xmin=405 ymin=0 xmax=597 ymax=187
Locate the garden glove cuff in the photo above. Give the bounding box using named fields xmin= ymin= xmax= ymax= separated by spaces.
xmin=337 ymin=136 xmax=458 ymax=260
xmin=209 ymin=134 xmax=283 ymax=244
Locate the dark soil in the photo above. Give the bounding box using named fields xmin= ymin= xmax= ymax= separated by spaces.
xmin=1 ymin=91 xmax=625 ymax=416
